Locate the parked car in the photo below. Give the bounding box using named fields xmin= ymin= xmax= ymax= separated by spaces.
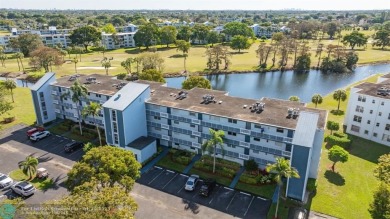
xmin=0 ymin=173 xmax=13 ymax=189
xmin=199 ymin=178 xmax=216 ymax=197
xmin=29 ymin=131 xmax=51 ymax=142
xmin=64 ymin=141 xmax=84 ymax=153
xmin=11 ymin=181 xmax=35 ymax=197
xmin=26 ymin=127 xmax=45 ymax=138
xmin=289 ymin=208 xmax=308 ymax=219
xmin=185 ymin=174 xmax=199 ymax=191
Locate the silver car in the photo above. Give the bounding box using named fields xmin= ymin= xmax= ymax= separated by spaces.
xmin=11 ymin=181 xmax=36 ymax=197
xmin=29 ymin=131 xmax=51 ymax=142
xmin=185 ymin=175 xmax=199 ymax=191
xmin=0 ymin=173 xmax=13 ymax=189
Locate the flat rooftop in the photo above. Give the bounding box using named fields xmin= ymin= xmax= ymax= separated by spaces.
xmin=52 ymin=74 xmax=127 ymax=96
xmin=137 ymin=81 xmax=327 ymax=129
xmin=355 ymin=76 xmax=390 ymax=99
xmin=127 ymin=136 xmax=155 ymax=150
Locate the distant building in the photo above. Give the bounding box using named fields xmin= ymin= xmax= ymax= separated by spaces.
xmin=31 ymin=73 xmax=327 ymax=201
xmin=250 ymin=24 xmax=290 ymax=38
xmin=344 ymin=74 xmax=390 ymax=147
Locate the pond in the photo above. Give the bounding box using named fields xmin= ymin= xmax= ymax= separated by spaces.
xmin=166 ymin=63 xmax=390 ymax=103
xmin=0 ymin=77 xmax=34 ymax=87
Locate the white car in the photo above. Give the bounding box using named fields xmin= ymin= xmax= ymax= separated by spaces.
xmin=0 ymin=173 xmax=13 ymax=189
xmin=185 ymin=175 xmax=199 ymax=191
xmin=11 ymin=181 xmax=35 ymax=197
xmin=30 ymin=131 xmax=51 ymax=142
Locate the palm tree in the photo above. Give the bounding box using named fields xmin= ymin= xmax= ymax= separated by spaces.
xmin=82 ymin=102 xmax=103 ymax=146
xmin=73 ymin=57 xmax=78 ymax=73
xmin=4 ymin=79 xmax=17 ymax=102
xmin=202 ymin=128 xmax=225 ymax=173
xmin=101 ymin=58 xmax=112 ymax=75
xmin=18 ymin=156 xmax=39 ymax=179
xmin=311 ymin=94 xmax=323 ymax=108
xmin=333 ymin=89 xmax=347 ymax=111
xmin=266 ymin=157 xmax=300 ymax=219
xmin=64 ymin=80 xmax=88 ymax=135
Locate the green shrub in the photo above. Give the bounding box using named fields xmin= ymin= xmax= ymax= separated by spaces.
xmin=174 ymin=156 xmax=191 ymax=165
xmin=333 ymin=132 xmax=348 ymax=138
xmin=306 ymin=178 xmax=317 ymax=192
xmin=116 ymin=73 xmax=127 ymax=80
xmin=325 ymin=135 xmax=351 ymax=149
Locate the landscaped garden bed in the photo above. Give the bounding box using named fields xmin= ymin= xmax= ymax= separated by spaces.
xmin=157 ymin=148 xmax=195 ymax=172
xmin=9 ymin=169 xmax=54 ymax=191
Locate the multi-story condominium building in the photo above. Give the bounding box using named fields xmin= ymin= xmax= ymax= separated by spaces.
xmin=101 ymin=32 xmax=136 ymax=50
xmin=250 ymin=24 xmax=290 ymax=38
xmin=344 ymin=74 xmax=390 ymax=146
xmin=31 ymin=73 xmax=326 ymax=201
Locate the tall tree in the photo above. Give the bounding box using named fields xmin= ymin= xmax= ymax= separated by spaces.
xmin=9 ymin=33 xmax=43 ymax=56
xmin=206 ymin=31 xmax=220 ymax=46
xmin=289 ymin=96 xmax=300 ymax=101
xmin=134 ymin=23 xmax=160 ymax=49
xmin=101 ymin=23 xmax=117 ymax=34
xmin=326 ymin=22 xmax=340 ymax=39
xmin=3 ymin=79 xmax=16 ymax=103
xmin=177 ymin=26 xmax=192 ymax=41
xmin=14 ymin=52 xmax=24 ymax=71
xmin=315 ymin=43 xmax=324 ymax=68
xmin=230 ymin=35 xmax=252 ymax=53
xmin=295 ymin=53 xmax=311 ymax=73
xmin=0 ymin=86 xmax=13 ymax=118
xmin=206 ymin=45 xmax=231 ymax=70
xmin=121 ymin=57 xmax=135 ymax=75
xmin=328 ymin=145 xmax=349 ymax=172
xmin=18 ymin=156 xmax=38 ymax=179
xmin=202 ymin=128 xmax=225 ymax=173
xmin=191 ymin=24 xmax=210 ymax=44
xmin=374 ymin=153 xmax=390 ymax=184
xmin=0 ymin=46 xmax=6 ymax=67
xmin=333 ymin=89 xmax=347 ymax=111
xmin=82 ymin=102 xmax=103 ymax=146
xmin=342 ymin=31 xmax=368 ymax=50
xmin=72 ymin=57 xmax=78 ymax=73
xmin=139 ymin=69 xmax=166 ymax=83
xmin=326 ymin=121 xmax=340 ymax=134
xmin=29 ymin=46 xmax=63 ymax=72
xmin=369 ymin=183 xmax=390 ymax=219
xmin=223 ymin=22 xmax=254 ymax=38
xmin=176 ymin=40 xmax=191 ymax=72
xmin=101 ymin=57 xmax=112 ymax=75
xmin=65 ymin=80 xmax=88 ymax=135
xmin=182 ymin=76 xmax=211 ymax=90
xmin=311 ymin=94 xmax=323 ymax=108
xmin=69 ymin=26 xmax=102 ymax=52
xmin=66 ymin=146 xmax=141 ymax=192
xmin=266 ymin=157 xmax=300 ymax=219
xmin=373 ymin=30 xmax=390 ymax=49
xmin=160 ymin=26 xmax=177 ymax=47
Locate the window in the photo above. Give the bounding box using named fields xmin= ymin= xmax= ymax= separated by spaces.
xmin=174 ymin=120 xmax=179 ymax=124
xmin=252 ymin=150 xmax=259 ymax=154
xmin=209 ymin=115 xmax=220 ymax=121
xmin=226 ymin=144 xmax=236 ymax=148
xmin=364 ymin=130 xmax=369 ymax=135
xmin=113 ymin=122 xmax=118 ymax=133
xmin=376 ymin=123 xmax=380 ymax=127
xmin=254 ymin=138 xmax=260 ymax=142
xmin=386 ymin=124 xmax=390 ymax=131
xmin=374 ymin=133 xmax=378 ymax=137
xmin=353 ymin=115 xmax=362 ymax=123
xmin=370 ymin=110 xmax=373 ymax=114
xmin=372 ymin=100 xmax=376 ymax=104
xmin=228 ymin=119 xmax=237 ymax=124
xmin=154 ymin=116 xmax=161 ymax=120
xmin=155 ymin=127 xmax=161 ymax=131
xmin=379 ymin=112 xmax=382 ymax=116
xmin=381 ymin=102 xmax=384 ymax=106
xmin=275 ymin=142 xmax=283 ymax=147
xmin=355 ymin=105 xmax=364 ymax=113
xmin=190 ymin=124 xmax=196 ymax=128
xmin=228 ymin=131 xmax=237 ymax=136
xmin=112 ymin=110 xmax=116 ymax=121
xmin=351 ymin=125 xmax=360 ymax=133
xmin=254 ymin=124 xmax=261 ymax=129
xmin=276 ymin=128 xmax=284 ymax=133
xmin=367 ymin=120 xmax=371 ymax=124
xmin=382 ymin=134 xmax=390 ymax=142
xmin=189 ymin=112 xmax=196 ymax=117
xmin=175 ymin=143 xmax=179 ymax=146
xmin=114 ymin=134 xmax=119 ymax=144
xmin=358 ymin=95 xmax=366 ymax=102
xmin=96 ymin=94 xmax=101 ymax=98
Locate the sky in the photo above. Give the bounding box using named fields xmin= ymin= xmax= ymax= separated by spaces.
xmin=0 ymin=0 xmax=389 ymax=10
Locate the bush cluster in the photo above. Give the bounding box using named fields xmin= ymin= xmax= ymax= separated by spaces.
xmin=306 ymin=178 xmax=317 ymax=193
xmin=193 ymin=160 xmax=236 ymax=178
xmin=239 ymin=172 xmax=274 ymax=185
xmin=325 ymin=134 xmax=351 ymax=149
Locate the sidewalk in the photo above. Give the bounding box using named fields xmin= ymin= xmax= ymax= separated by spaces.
xmin=140 ymin=147 xmax=169 ymax=174
xmin=183 ymin=154 xmax=201 ymax=174
xmin=229 ymin=166 xmax=245 ymax=188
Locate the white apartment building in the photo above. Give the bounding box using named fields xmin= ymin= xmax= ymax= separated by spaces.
xmin=345 ymin=74 xmax=390 ymax=146
xmin=101 ymin=32 xmax=136 ymax=50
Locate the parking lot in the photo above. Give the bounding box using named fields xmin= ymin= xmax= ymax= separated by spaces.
xmin=137 ymin=166 xmax=271 ymax=219
xmin=0 ymin=124 xmax=84 ymax=204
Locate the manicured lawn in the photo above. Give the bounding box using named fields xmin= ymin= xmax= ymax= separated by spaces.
xmin=0 ymin=87 xmax=35 ymax=131
xmin=63 ymin=132 xmax=96 ymax=143
xmin=189 ymin=168 xmax=232 ymax=187
xmin=156 ymin=154 xmax=188 ymax=173
xmin=235 ymin=182 xmax=276 ymax=199
xmin=1 ymin=29 xmax=388 ymax=77
xmin=47 ymin=123 xmax=70 ymax=135
xmin=9 ymin=169 xmax=54 ymax=191
xmin=305 ymin=73 xmax=390 ymax=219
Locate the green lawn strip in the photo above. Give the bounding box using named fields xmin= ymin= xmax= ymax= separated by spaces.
xmin=304 ymin=73 xmax=390 ymax=218
xmin=63 ymin=132 xmax=95 ymax=143
xmin=9 ymin=169 xmax=54 ymax=191
xmin=189 ymin=168 xmax=232 ymax=187
xmin=235 ymin=182 xmax=276 ymax=199
xmin=156 ymin=154 xmax=187 ymax=172
xmin=48 ymin=124 xmax=69 ymax=135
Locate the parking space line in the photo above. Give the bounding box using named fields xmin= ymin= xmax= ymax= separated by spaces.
xmin=155 ymin=166 xmax=162 ymax=170
xmin=162 ymin=173 xmax=178 ymax=189
xmin=208 ymin=185 xmax=221 ymax=205
xmin=225 ymin=192 xmax=237 ymax=211
xmin=56 ymin=135 xmax=61 ymax=138
xmin=240 ymin=191 xmax=251 ymax=196
xmin=180 ymin=174 xmax=188 ymax=177
xmin=224 ymin=187 xmax=234 ymax=191
xmin=166 ymin=170 xmax=175 ymax=174
xmin=177 ymin=185 xmax=186 ymax=193
xmin=244 ymin=196 xmax=255 ymax=216
xmin=257 ymin=196 xmax=266 ymax=201
xmin=148 ymin=169 xmax=164 ymax=185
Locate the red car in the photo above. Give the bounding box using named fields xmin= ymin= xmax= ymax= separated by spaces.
xmin=26 ymin=127 xmax=45 ymax=138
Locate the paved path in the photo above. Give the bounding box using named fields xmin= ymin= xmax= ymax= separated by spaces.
xmin=140 ymin=147 xmax=169 ymax=174
xmin=229 ymin=165 xmax=245 ymax=188
xmin=272 ymin=185 xmax=280 ymax=203
xmin=183 ymin=154 xmax=201 ymax=174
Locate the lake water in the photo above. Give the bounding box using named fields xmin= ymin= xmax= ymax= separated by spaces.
xmin=0 ymin=77 xmax=34 ymax=87
xmin=166 ymin=63 xmax=390 ymax=102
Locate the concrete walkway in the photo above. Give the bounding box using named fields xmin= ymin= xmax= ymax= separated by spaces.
xmin=140 ymin=147 xmax=169 ymax=174
xmin=272 ymin=185 xmax=280 ymax=203
xmin=183 ymin=154 xmax=201 ymax=174
xmin=229 ymin=166 xmax=245 ymax=188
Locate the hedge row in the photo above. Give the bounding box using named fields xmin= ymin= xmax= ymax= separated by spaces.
xmin=325 ymin=134 xmax=351 ymax=149
xmin=239 ymin=172 xmax=274 ymax=185
xmin=201 ymin=155 xmax=240 ymax=170
xmin=333 ymin=132 xmax=348 ymax=139
xmin=193 ymin=161 xmax=236 ymax=178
